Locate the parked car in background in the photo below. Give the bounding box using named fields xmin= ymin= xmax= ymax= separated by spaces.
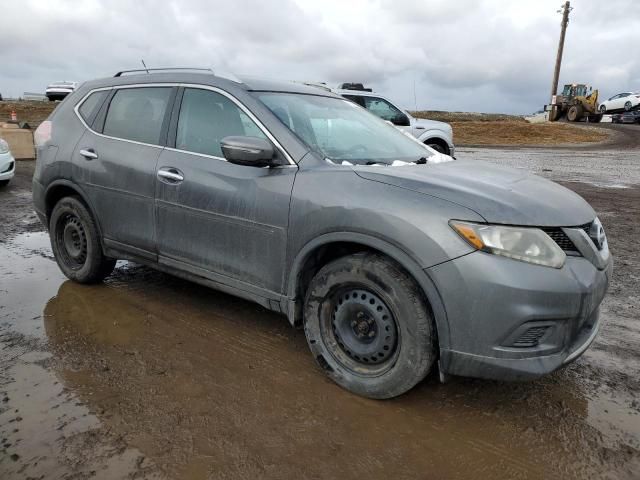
xmin=327 ymin=83 xmax=454 ymax=156
xmin=598 ymin=92 xmax=640 ymax=113
xmin=612 ymin=110 xmax=640 ymax=124
xmin=0 ymin=138 xmax=15 ymax=186
xmin=33 ymin=69 xmax=611 ymax=399
xmin=45 ymin=81 xmax=79 ymax=101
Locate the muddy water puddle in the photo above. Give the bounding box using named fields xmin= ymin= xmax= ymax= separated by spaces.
xmin=1 ymin=229 xmax=639 ymax=479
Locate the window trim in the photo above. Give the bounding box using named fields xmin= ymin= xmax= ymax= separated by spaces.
xmin=73 ymin=83 xmax=296 ymax=165
xmin=77 ymin=90 xmax=110 ymax=129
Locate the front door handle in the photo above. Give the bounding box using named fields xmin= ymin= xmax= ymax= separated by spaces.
xmin=79 ymin=148 xmax=98 ymax=160
xmin=157 ymin=167 xmax=184 ymax=184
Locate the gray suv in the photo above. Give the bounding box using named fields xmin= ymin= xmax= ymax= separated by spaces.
xmin=33 ymin=69 xmax=612 ymax=399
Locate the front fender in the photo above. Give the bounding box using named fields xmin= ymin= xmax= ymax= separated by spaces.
xmin=286 ymin=231 xmax=453 ymax=351
xmin=417 ymin=130 xmax=453 ymax=147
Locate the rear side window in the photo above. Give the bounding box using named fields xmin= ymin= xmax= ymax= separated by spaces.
xmin=103 ymin=87 xmax=172 ymax=144
xmin=176 ymin=88 xmax=266 ymax=157
xmin=78 ymin=90 xmax=108 ymax=125
xmin=342 ymin=94 xmax=365 ymax=107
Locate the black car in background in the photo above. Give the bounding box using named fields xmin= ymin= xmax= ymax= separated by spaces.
xmin=612 ymin=110 xmax=640 ymax=124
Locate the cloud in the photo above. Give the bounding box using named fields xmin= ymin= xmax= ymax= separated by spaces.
xmin=0 ymin=0 xmax=638 ymax=113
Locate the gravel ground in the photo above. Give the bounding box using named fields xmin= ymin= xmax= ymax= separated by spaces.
xmin=1 ymin=135 xmax=639 ymax=479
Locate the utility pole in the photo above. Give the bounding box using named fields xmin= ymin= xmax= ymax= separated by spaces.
xmin=550 ymin=1 xmax=572 ymax=102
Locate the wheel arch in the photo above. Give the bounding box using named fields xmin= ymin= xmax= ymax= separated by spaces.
xmin=285 ymin=232 xmax=451 ymax=351
xmin=44 ymin=180 xmax=105 ymax=243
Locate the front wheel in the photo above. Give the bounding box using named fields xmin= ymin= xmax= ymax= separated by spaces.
xmin=50 ymin=196 xmax=116 ymax=283
xmin=599 ymin=105 xmax=607 ymax=113
xmin=425 ymin=141 xmax=449 ymax=155
xmin=303 ymin=253 xmax=436 ymax=399
xmin=0 ymin=179 xmax=9 ymax=188
xmin=567 ymin=105 xmax=583 ymax=122
xmin=624 ymin=101 xmax=632 ymax=111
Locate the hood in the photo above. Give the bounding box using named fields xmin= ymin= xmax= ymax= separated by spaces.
xmin=354 ymin=160 xmax=595 ymax=227
xmin=413 ymin=117 xmax=452 ymax=132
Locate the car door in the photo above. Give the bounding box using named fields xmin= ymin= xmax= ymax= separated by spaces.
xmin=154 ymin=86 xmax=297 ymax=295
xmin=74 ymin=86 xmax=175 ymax=257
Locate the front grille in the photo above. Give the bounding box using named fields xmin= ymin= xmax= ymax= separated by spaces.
xmin=513 ymin=326 xmax=549 ymax=347
xmin=541 ymin=222 xmax=593 ymax=254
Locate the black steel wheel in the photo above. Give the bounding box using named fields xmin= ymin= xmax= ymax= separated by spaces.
xmin=50 ymin=196 xmax=116 ymax=283
xmin=304 ymin=252 xmax=436 ymax=399
xmin=324 ymin=287 xmax=399 ymax=375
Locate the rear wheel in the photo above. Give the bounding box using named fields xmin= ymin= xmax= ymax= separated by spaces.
xmin=303 ymin=253 xmax=436 ymax=399
xmin=567 ymin=105 xmax=583 ymax=122
xmin=50 ymin=196 xmax=116 ymax=283
xmin=548 ymin=107 xmax=561 ymax=122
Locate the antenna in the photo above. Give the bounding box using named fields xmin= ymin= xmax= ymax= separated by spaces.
xmin=141 ymin=59 xmax=150 ymax=74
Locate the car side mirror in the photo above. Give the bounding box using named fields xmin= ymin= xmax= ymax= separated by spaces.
xmin=392 ymin=114 xmax=411 ymax=127
xmin=220 ymin=136 xmax=279 ymax=167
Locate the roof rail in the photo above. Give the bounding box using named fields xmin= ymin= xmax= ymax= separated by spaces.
xmin=113 ymin=67 xmax=214 ymax=77
xmin=297 ymin=81 xmax=332 ymax=92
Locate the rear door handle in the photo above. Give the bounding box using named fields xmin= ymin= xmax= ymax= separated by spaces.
xmin=79 ymin=148 xmax=98 ymax=160
xmin=157 ymin=167 xmax=184 ymax=184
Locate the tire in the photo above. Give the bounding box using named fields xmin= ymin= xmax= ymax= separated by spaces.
xmin=624 ymin=101 xmax=632 ymax=112
xmin=567 ymin=105 xmax=583 ymax=122
xmin=548 ymin=107 xmax=561 ymax=122
xmin=425 ymin=140 xmax=449 ymax=155
xmin=303 ymin=252 xmax=436 ymax=399
xmin=599 ymin=105 xmax=607 ymax=114
xmin=49 ymin=196 xmax=116 ymax=283
xmin=0 ymin=179 xmax=9 ymax=187
xmin=588 ymin=114 xmax=603 ymax=123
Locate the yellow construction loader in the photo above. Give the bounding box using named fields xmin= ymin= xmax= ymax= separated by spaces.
xmin=548 ymin=83 xmax=603 ymax=122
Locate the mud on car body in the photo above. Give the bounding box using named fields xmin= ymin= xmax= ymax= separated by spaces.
xmin=32 ymin=68 xmax=612 ymax=399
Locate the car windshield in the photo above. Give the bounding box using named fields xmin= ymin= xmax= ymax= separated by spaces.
xmin=256 ymin=93 xmax=432 ymax=165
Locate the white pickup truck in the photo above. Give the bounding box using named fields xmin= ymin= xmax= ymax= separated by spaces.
xmin=333 ymin=83 xmax=454 ymax=156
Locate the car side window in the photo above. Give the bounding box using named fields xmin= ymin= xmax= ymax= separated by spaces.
xmin=78 ymin=90 xmax=109 ymax=125
xmin=363 ymin=97 xmax=404 ymax=122
xmin=176 ymin=88 xmax=267 ymax=158
xmin=342 ymin=95 xmax=366 ymax=107
xmin=103 ymin=87 xmax=172 ymax=145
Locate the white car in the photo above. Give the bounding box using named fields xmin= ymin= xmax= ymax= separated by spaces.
xmin=333 ymin=84 xmax=454 ymax=156
xmin=45 ymin=81 xmax=79 ymax=102
xmin=599 ymin=92 xmax=640 ymax=113
xmin=0 ymin=138 xmax=15 ymax=187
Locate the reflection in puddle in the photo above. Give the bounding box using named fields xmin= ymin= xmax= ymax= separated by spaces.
xmin=41 ymin=272 xmax=640 ymax=479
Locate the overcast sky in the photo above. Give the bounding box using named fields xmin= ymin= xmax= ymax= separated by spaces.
xmin=1 ymin=0 xmax=638 ymax=113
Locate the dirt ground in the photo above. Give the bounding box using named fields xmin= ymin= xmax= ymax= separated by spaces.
xmin=1 ymin=130 xmax=639 ymax=479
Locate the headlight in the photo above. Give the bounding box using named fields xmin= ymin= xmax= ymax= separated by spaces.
xmin=450 ymin=221 xmax=566 ymax=268
xmin=0 ymin=139 xmax=9 ymax=154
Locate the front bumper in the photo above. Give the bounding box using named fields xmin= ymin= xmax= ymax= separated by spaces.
xmin=0 ymin=152 xmax=15 ymax=181
xmin=428 ymin=246 xmax=612 ymax=381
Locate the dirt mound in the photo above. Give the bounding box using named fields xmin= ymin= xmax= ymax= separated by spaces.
xmin=452 ymin=120 xmax=608 ymax=146
xmin=0 ymin=101 xmax=57 ymax=128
